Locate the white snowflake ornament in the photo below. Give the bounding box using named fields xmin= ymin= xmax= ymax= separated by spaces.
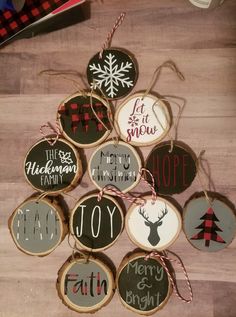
xmin=87 ymin=49 xmax=138 ymax=99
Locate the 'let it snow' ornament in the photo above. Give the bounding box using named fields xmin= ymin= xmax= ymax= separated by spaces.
xmin=88 ymin=140 xmax=142 ymax=193
xmin=57 ymin=254 xmax=115 ymax=313
xmin=146 ymin=141 xmax=197 ymax=195
xmin=126 ymin=196 xmax=182 ymax=251
xmin=57 ymin=92 xmax=112 ymax=148
xmin=183 ymin=192 xmax=236 ymax=252
xmin=117 ymin=251 xmax=171 ymax=315
xmin=115 ymin=93 xmax=171 ymax=146
xmin=24 ymin=138 xmax=82 ymax=194
xmin=8 ymin=195 xmax=67 ymax=256
xmin=70 ymin=194 xmax=124 ymax=252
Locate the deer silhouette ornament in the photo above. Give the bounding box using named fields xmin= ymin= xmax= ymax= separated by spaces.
xmin=138 ymin=204 xmax=168 ymax=246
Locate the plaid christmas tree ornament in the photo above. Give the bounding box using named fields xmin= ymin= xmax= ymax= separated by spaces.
xmin=191 ymin=207 xmax=226 ymax=247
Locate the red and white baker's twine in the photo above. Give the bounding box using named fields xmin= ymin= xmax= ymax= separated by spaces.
xmin=99 ymin=12 xmax=126 ymax=59
xmin=40 ymin=121 xmax=61 ymax=146
xmin=97 ymin=168 xmax=157 ymax=205
xmin=145 ymin=251 xmax=193 ymax=304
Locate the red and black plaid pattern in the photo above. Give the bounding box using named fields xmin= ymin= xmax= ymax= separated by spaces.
xmin=59 ymin=102 xmax=110 ymax=134
xmin=0 ymin=0 xmax=69 ymax=44
xmin=191 ymin=207 xmax=226 ymax=247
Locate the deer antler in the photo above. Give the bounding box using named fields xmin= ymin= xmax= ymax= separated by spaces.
xmin=138 ymin=207 xmax=151 ymax=223
xmin=157 ymin=204 xmax=168 ymax=223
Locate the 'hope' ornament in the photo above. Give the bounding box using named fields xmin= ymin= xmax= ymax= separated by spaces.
xmin=146 ymin=141 xmax=197 ymax=195
xmin=70 ymin=194 xmax=124 ymax=252
xmin=8 ymin=195 xmax=67 ymax=256
xmin=57 ymin=92 xmax=112 ymax=148
xmin=183 ymin=192 xmax=236 ymax=252
xmin=57 ymin=254 xmax=115 ymax=313
xmin=126 ymin=196 xmax=182 ymax=251
xmin=115 ymin=93 xmax=171 ymax=146
xmin=88 ymin=140 xmax=142 ymax=193
xmin=117 ymin=251 xmax=171 ymax=315
xmin=24 ymin=138 xmax=82 ymax=194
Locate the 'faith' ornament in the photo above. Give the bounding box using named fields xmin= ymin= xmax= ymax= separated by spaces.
xmin=115 ymin=93 xmax=171 ymax=146
xmin=145 ymin=141 xmax=197 ymax=195
xmin=57 ymin=92 xmax=112 ymax=148
xmin=57 ymin=254 xmax=115 ymax=313
xmin=183 ymin=192 xmax=236 ymax=252
xmin=87 ymin=48 xmax=138 ymax=100
xmin=8 ymin=195 xmax=67 ymax=256
xmin=88 ymin=140 xmax=142 ymax=193
xmin=126 ymin=196 xmax=182 ymax=251
xmin=117 ymin=251 xmax=171 ymax=315
xmin=70 ymin=194 xmax=124 ymax=252
xmin=24 ymin=138 xmax=82 ymax=194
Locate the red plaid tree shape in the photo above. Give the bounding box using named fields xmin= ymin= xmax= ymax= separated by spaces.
xmin=191 ymin=207 xmax=226 ymax=247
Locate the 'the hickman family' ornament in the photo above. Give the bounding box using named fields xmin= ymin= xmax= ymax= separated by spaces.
xmin=117 ymin=251 xmax=171 ymax=315
xmin=88 ymin=140 xmax=142 ymax=193
xmin=57 ymin=92 xmax=112 ymax=148
xmin=126 ymin=196 xmax=182 ymax=251
xmin=146 ymin=141 xmax=197 ymax=195
xmin=115 ymin=93 xmax=171 ymax=146
xmin=57 ymin=254 xmax=115 ymax=313
xmin=24 ymin=138 xmax=82 ymax=193
xmin=183 ymin=192 xmax=236 ymax=252
xmin=70 ymin=194 xmax=124 ymax=252
xmin=8 ymin=195 xmax=67 ymax=256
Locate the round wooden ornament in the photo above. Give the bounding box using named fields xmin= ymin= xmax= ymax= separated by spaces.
xmin=57 ymin=92 xmax=112 ymax=148
xmin=8 ymin=195 xmax=67 ymax=256
xmin=188 ymin=0 xmax=224 ymax=9
xmin=70 ymin=193 xmax=124 ymax=252
xmin=126 ymin=196 xmax=182 ymax=251
xmin=145 ymin=141 xmax=197 ymax=195
xmin=183 ymin=192 xmax=236 ymax=252
xmin=57 ymin=254 xmax=115 ymax=313
xmin=88 ymin=140 xmax=142 ymax=193
xmin=87 ymin=48 xmax=138 ymax=100
xmin=24 ymin=138 xmax=82 ymax=193
xmin=115 ymin=93 xmax=171 ymax=146
xmin=117 ymin=251 xmax=171 ymax=315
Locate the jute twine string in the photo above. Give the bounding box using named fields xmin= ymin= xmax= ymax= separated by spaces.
xmin=40 ymin=121 xmax=61 ymax=146
xmin=145 ymin=250 xmax=193 ymax=304
xmin=68 ymin=233 xmax=91 ymax=264
xmin=97 ymin=168 xmax=157 ymax=205
xmin=99 ymin=12 xmax=126 ymax=59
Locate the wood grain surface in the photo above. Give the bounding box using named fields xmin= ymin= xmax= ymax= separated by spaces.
xmin=0 ymin=1 xmax=236 ymax=316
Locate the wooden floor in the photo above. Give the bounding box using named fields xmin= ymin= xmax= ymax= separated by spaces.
xmin=1 ymin=0 xmax=236 ymax=316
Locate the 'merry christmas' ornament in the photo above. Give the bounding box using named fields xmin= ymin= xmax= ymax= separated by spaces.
xmin=88 ymin=140 xmax=142 ymax=193
xmin=70 ymin=193 xmax=124 ymax=252
xmin=58 ymin=92 xmax=112 ymax=148
xmin=126 ymin=195 xmax=182 ymax=251
xmin=115 ymin=93 xmax=171 ymax=146
xmin=8 ymin=195 xmax=67 ymax=256
xmin=183 ymin=192 xmax=236 ymax=252
xmin=146 ymin=141 xmax=197 ymax=195
xmin=57 ymin=254 xmax=115 ymax=313
xmin=24 ymin=137 xmax=82 ymax=193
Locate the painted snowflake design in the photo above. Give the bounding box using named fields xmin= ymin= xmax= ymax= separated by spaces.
xmin=58 ymin=151 xmax=73 ymax=164
xmin=128 ymin=115 xmax=139 ymax=127
xmin=89 ymin=53 xmax=134 ymax=98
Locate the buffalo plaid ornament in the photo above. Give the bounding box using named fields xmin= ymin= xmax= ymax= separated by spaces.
xmin=183 ymin=192 xmax=236 ymax=252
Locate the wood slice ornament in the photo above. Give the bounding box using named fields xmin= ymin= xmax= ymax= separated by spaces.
xmin=87 ymin=48 xmax=138 ymax=100
xmin=183 ymin=192 xmax=236 ymax=252
xmin=188 ymin=0 xmax=224 ymax=8
xmin=57 ymin=254 xmax=115 ymax=313
xmin=146 ymin=141 xmax=197 ymax=195
xmin=24 ymin=138 xmax=82 ymax=194
xmin=126 ymin=196 xmax=182 ymax=251
xmin=115 ymin=93 xmax=171 ymax=146
xmin=88 ymin=140 xmax=142 ymax=193
xmin=117 ymin=251 xmax=171 ymax=315
xmin=70 ymin=194 xmax=124 ymax=252
xmin=57 ymin=92 xmax=112 ymax=148
xmin=8 ymin=195 xmax=67 ymax=256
